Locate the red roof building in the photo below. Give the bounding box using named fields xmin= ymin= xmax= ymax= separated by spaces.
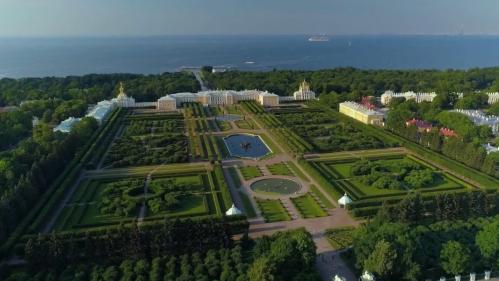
xmin=361 ymin=96 xmax=376 ymax=110
xmin=439 ymin=127 xmax=458 ymax=138
xmin=405 ymin=118 xmax=433 ymax=132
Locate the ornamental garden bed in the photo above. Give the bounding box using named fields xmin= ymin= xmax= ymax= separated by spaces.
xmin=256 ymin=199 xmax=291 ymax=222
xmin=306 ymin=152 xmax=472 ymax=216
xmin=273 ymin=109 xmax=388 ymax=153
xmin=291 ymin=193 xmax=327 ymax=218
xmin=50 ymin=170 xmax=225 ymax=232
xmin=103 ymin=114 xmax=189 ymax=168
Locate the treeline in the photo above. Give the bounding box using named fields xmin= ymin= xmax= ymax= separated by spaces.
xmin=24 ymin=216 xmax=248 ymax=267
xmin=203 ymin=67 xmax=499 ymax=96
xmin=8 ymin=246 xmax=247 ymax=281
xmin=377 ymin=191 xmax=498 ymax=223
xmin=0 ymin=117 xmax=99 ymax=247
xmin=350 ymin=214 xmax=499 ymax=280
xmin=0 ymin=110 xmax=32 ymax=150
xmin=0 ymin=72 xmax=199 ymax=106
xmin=5 ymin=228 xmax=320 ymax=281
xmin=387 ymin=99 xmax=499 ymax=176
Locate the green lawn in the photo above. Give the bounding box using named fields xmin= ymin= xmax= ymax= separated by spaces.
xmin=267 ymin=163 xmax=294 ymax=176
xmin=326 ymin=162 xmax=355 ymax=178
xmin=256 ymin=199 xmax=291 ymax=222
xmin=234 ymin=119 xmax=256 ymax=130
xmin=217 ymin=120 xmax=232 ymax=131
xmin=226 ymin=105 xmax=243 ymax=115
xmin=287 ymin=161 xmax=309 ymax=181
xmin=259 ymin=133 xmax=281 ymax=154
xmin=291 ymin=193 xmax=327 ymax=218
xmin=239 ymin=166 xmax=263 ymax=180
xmin=325 ymin=227 xmax=356 ymax=250
xmin=239 ymin=191 xmax=257 ymax=218
xmin=310 ymin=185 xmax=334 ymax=208
xmin=146 ymin=194 xmax=210 ymax=219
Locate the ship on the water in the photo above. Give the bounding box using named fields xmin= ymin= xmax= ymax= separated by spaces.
xmin=308 ymin=35 xmax=330 ymax=42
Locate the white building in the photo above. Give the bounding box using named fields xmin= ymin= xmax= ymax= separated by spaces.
xmin=380 ymin=91 xmax=437 ymax=105
xmin=381 ymin=90 xmax=499 ymax=106
xmin=53 ymin=117 xmax=81 ymax=133
xmin=487 ymin=92 xmax=499 ymax=104
xmin=483 ymin=143 xmax=499 ymax=154
xmin=111 ymin=82 xmax=136 ymax=108
xmin=225 ymin=204 xmax=242 ymax=216
xmin=159 ymin=89 xmax=280 ymax=109
xmin=451 ymin=109 xmax=499 ymax=135
xmin=157 ymin=95 xmax=177 ymax=111
xmin=293 ymin=80 xmax=316 ymax=100
xmin=338 ymin=193 xmax=353 ymax=208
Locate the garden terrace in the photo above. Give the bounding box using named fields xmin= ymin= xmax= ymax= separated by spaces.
xmin=272 ymin=107 xmax=389 ymax=153
xmin=304 ymin=152 xmax=473 ymax=217
xmin=103 ymin=112 xmax=188 ymax=168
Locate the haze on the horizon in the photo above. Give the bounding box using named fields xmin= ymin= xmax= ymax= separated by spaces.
xmin=1 ymin=0 xmax=499 ymax=37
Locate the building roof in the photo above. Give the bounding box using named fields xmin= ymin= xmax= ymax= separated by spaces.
xmin=158 ymin=95 xmax=176 ymax=101
xmin=439 ymin=127 xmax=458 ymax=137
xmin=338 ymin=193 xmax=353 ymax=205
xmin=170 ymin=92 xmax=197 ymax=98
xmin=225 ymin=204 xmax=242 ymax=216
xmin=53 ymin=117 xmax=81 ymax=133
xmin=259 ymin=91 xmax=278 ymax=97
xmin=86 ymin=101 xmax=115 ymax=121
xmin=340 ymin=101 xmax=384 ymax=116
xmin=406 ymin=118 xmax=433 ymax=129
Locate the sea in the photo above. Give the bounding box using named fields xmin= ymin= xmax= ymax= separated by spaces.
xmin=2 ymin=35 xmax=499 ymax=78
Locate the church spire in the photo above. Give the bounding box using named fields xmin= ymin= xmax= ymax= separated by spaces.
xmin=118 ymin=82 xmax=125 ymax=97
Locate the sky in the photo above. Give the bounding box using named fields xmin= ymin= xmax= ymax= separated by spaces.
xmin=1 ymin=0 xmax=499 ymax=37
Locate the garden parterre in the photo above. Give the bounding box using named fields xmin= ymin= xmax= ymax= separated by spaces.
xmin=50 ymin=167 xmax=226 ymax=232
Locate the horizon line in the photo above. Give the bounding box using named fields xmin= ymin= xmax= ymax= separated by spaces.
xmin=1 ymin=33 xmax=499 ymax=39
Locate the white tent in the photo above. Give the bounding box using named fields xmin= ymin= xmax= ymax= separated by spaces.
xmin=225 ymin=204 xmax=242 ymax=216
xmin=361 ymin=271 xmax=375 ymax=281
xmin=333 ymin=275 xmax=346 ymax=281
xmin=338 ymin=193 xmax=353 ymax=208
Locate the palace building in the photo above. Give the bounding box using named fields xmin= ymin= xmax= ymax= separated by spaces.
xmin=293 ymin=80 xmax=316 ymax=100
xmin=158 ymin=89 xmax=280 ymax=110
xmin=339 ymin=101 xmax=384 ymax=125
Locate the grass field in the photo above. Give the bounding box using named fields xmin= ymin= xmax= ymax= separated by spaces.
xmin=267 ymin=163 xmax=294 ymax=176
xmin=291 ymin=193 xmax=327 ymax=218
xmin=239 ymin=191 xmax=257 ymax=218
xmin=239 ymin=166 xmax=263 ymax=180
xmin=256 ymin=199 xmax=291 ymax=222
